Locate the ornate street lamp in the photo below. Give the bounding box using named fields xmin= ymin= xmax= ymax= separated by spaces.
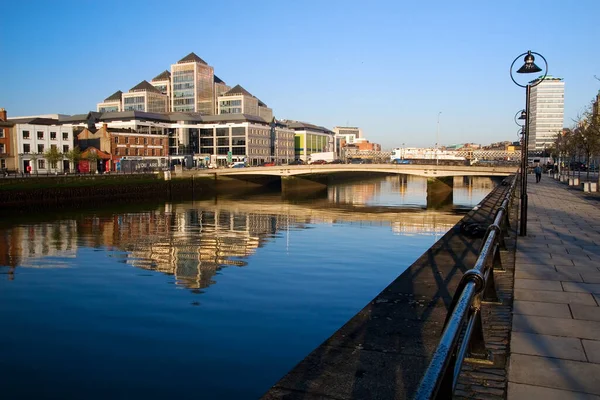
xmin=510 ymin=50 xmax=548 ymax=236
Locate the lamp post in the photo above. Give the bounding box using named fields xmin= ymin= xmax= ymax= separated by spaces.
xmin=510 ymin=50 xmax=548 ymax=236
xmin=436 ymin=111 xmax=442 ymax=165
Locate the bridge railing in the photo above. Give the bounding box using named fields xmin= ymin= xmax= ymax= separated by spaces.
xmin=414 ymin=173 xmax=518 ymax=400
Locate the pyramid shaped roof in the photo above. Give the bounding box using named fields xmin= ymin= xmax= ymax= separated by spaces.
xmin=152 ymin=70 xmax=171 ymax=82
xmin=104 ymin=90 xmax=123 ymax=102
xmin=177 ymin=52 xmax=208 ymax=65
xmin=129 ymin=80 xmax=161 ymax=93
xmin=224 ymin=84 xmax=254 ymax=97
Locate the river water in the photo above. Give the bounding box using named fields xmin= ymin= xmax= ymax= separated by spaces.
xmin=0 ymin=175 xmax=496 ymax=399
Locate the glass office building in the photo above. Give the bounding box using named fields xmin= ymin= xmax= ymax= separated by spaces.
xmin=171 ymin=53 xmax=215 ymax=115
xmin=529 ymin=76 xmax=565 ymax=151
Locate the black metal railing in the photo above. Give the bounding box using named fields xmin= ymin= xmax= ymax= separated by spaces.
xmin=415 ymin=174 xmax=518 ymax=399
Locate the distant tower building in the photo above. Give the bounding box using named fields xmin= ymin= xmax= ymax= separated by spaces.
xmin=151 ymin=70 xmax=171 ymax=111
xmin=528 ymin=76 xmax=564 ymax=151
xmin=122 ymin=80 xmax=168 ymax=113
xmin=97 ymin=90 xmax=123 ymax=113
xmin=170 ymin=52 xmax=215 ymax=114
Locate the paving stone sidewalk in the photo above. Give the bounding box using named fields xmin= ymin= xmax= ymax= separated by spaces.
xmin=508 ymin=173 xmax=600 ymax=399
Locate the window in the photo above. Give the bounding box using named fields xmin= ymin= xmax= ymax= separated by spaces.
xmin=62 ymin=132 xmax=69 ymax=140
xmin=38 ymin=144 xmax=44 ymax=153
xmin=0 ymin=159 xmax=5 ymax=168
xmin=125 ymin=148 xmax=129 ymax=155
xmin=38 ymin=159 xmax=45 ymax=169
xmin=0 ymin=143 xmax=4 ymax=154
xmin=63 ymin=145 xmax=69 ymax=153
xmin=23 ymin=144 xmax=30 ymax=153
xmin=0 ymin=128 xmax=5 ymax=138
xmin=144 ymin=138 xmax=148 ymax=145
xmin=136 ymin=137 xmax=139 ymax=144
xmin=115 ymin=148 xmax=120 ymax=155
xmin=114 ymin=137 xmax=119 ymax=144
xmin=23 ymin=130 xmax=30 ymax=139
xmin=125 ymin=137 xmax=129 ymax=144
xmin=50 ymin=132 xmax=57 ymax=140
xmin=37 ymin=131 xmax=44 ymax=140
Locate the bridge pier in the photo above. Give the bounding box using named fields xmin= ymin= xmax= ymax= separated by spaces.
xmin=426 ymin=176 xmax=453 ymax=209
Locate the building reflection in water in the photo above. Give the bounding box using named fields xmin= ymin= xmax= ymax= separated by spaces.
xmin=0 ymin=176 xmax=496 ymax=292
xmin=329 ymin=175 xmax=495 ymax=209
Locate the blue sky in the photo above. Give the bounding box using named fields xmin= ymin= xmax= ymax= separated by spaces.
xmin=1 ymin=0 xmax=598 ymax=149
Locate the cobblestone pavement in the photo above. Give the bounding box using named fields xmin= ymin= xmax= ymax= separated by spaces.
xmin=508 ymin=173 xmax=600 ymax=399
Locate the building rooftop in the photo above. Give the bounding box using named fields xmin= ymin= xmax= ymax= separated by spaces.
xmin=202 ymin=114 xmax=268 ymax=124
xmin=7 ymin=117 xmax=61 ymax=125
xmin=214 ymin=75 xmax=225 ymax=84
xmin=283 ymin=120 xmax=334 ymax=134
xmin=151 ymin=70 xmax=171 ymax=82
xmin=99 ymin=111 xmax=172 ymax=123
xmin=129 ymin=80 xmax=162 ymax=93
xmin=177 ymin=52 xmax=208 ymax=65
xmin=104 ymin=90 xmax=123 ymax=102
xmin=223 ymin=84 xmax=254 ymax=97
xmin=529 ymin=75 xmax=564 ymax=84
xmin=59 ymin=112 xmax=103 ymax=123
xmin=222 ymin=84 xmax=269 ymax=107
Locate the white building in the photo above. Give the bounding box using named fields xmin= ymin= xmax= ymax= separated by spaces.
xmin=528 ymin=75 xmax=564 ymax=151
xmin=8 ymin=116 xmax=75 ymax=173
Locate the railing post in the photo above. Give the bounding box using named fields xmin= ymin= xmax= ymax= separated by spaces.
xmin=466 ymin=301 xmax=489 ymax=360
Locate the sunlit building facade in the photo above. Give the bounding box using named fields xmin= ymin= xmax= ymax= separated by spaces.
xmin=528 ymin=75 xmax=564 ymax=151
xmin=151 ymin=70 xmax=171 ymax=111
xmin=122 ymin=80 xmax=168 ymax=113
xmin=97 ymin=90 xmax=123 ymax=113
xmin=217 ymin=85 xmax=273 ymax=121
xmin=171 ymin=52 xmax=215 ymax=114
xmin=283 ymin=121 xmax=335 ymax=161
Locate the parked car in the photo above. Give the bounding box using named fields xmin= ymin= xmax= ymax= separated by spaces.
xmin=288 ymin=159 xmax=304 ymax=165
xmin=310 ymin=160 xmax=327 ymax=165
xmin=569 ymin=161 xmax=587 ymax=171
xmin=392 ymin=158 xmax=411 ymax=164
xmin=328 ymin=159 xmax=343 ymax=164
xmin=263 ymin=162 xmax=276 ymax=167
xmin=229 ymin=161 xmax=246 ymax=168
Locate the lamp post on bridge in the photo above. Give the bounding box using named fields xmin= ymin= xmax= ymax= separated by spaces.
xmin=436 ymin=112 xmax=442 ymax=166
xmin=510 ymin=50 xmax=548 ymax=236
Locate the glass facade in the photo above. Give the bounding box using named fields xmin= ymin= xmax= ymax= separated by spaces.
xmin=99 ymin=105 xmax=119 ymax=113
xmin=172 ymin=62 xmax=215 ymax=114
xmin=123 ymin=95 xmax=145 ymax=111
xmin=219 ymin=99 xmax=242 ymax=114
xmin=529 ymin=78 xmax=565 ymax=151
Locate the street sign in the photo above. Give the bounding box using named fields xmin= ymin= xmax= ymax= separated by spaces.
xmin=227 ymin=151 xmax=232 ymax=163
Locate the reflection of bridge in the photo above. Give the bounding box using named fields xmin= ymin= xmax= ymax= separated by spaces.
xmin=200 ymin=164 xmax=516 ymax=178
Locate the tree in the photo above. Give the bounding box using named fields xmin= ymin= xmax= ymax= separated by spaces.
xmin=64 ymin=147 xmax=81 ymax=173
xmin=43 ymin=147 xmax=63 ymax=174
xmin=85 ymin=150 xmax=100 ymax=173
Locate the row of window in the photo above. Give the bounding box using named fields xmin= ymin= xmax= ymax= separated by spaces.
xmin=23 ymin=144 xmax=69 ymax=154
xmin=115 ymin=148 xmax=163 ymax=156
xmin=22 ymin=131 xmax=69 ymax=140
xmin=114 ymin=136 xmax=165 ymax=145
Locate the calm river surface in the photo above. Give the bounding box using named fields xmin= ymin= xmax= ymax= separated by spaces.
xmin=0 ymin=176 xmax=496 ymax=399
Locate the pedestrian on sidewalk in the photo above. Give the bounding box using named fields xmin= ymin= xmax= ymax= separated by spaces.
xmin=534 ymin=163 xmax=542 ymax=183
